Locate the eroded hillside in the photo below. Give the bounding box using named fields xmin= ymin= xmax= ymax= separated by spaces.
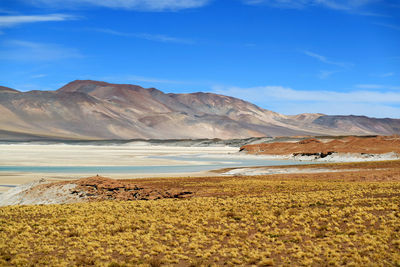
xmin=1 ymin=80 xmax=400 ymax=140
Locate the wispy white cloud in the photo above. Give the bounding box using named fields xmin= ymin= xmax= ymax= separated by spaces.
xmin=387 ymin=2 xmax=400 ymax=8
xmin=30 ymin=74 xmax=47 ymax=79
xmin=0 ymin=8 xmax=17 ymax=15
xmin=214 ymin=85 xmax=400 ymax=103
xmin=124 ymin=75 xmax=188 ymax=84
xmin=84 ymin=74 xmax=191 ymax=85
xmin=243 ymin=0 xmax=308 ymax=9
xmin=370 ymin=71 xmax=396 ymax=78
xmin=136 ymin=33 xmax=193 ymax=44
xmin=374 ymin=22 xmax=400 ymax=31
xmin=303 ymin=51 xmax=351 ymax=79
xmin=243 ymin=0 xmax=385 ymax=16
xmin=356 ymin=84 xmax=385 ymax=89
xmin=314 ymin=0 xmax=378 ymax=11
xmin=303 ymin=50 xmax=352 ymax=68
xmin=243 ymin=0 xmax=376 ymax=9
xmin=0 ymin=40 xmax=82 ymax=61
xmin=356 ymin=84 xmax=400 ymax=90
xmin=25 ymin=0 xmax=211 ymax=11
xmin=379 ymin=72 xmax=395 ymax=77
xmin=92 ymin=28 xmax=193 ymax=44
xmin=212 ymin=85 xmax=400 ymax=117
xmin=0 ymin=14 xmax=77 ymax=27
xmin=318 ymin=70 xmax=339 ymax=79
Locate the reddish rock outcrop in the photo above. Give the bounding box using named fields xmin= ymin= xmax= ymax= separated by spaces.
xmin=241 ymin=135 xmax=400 ymax=155
xmin=72 ymin=176 xmax=194 ymax=201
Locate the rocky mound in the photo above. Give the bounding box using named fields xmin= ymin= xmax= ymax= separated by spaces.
xmin=0 ymin=176 xmax=194 ymax=206
xmin=74 ymin=176 xmax=193 ymax=201
xmin=298 ymin=138 xmax=321 ymax=144
xmin=240 ymin=135 xmax=400 ymax=156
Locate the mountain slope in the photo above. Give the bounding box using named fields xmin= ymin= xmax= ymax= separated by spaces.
xmin=0 ymin=86 xmax=19 ymax=94
xmin=0 ymin=80 xmax=399 ymax=140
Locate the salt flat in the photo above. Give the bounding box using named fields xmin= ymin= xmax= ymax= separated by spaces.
xmin=0 ymin=144 xmax=238 ymax=191
xmin=1 ymin=142 xmax=393 ymax=193
xmin=0 ymin=144 xmax=238 ymax=166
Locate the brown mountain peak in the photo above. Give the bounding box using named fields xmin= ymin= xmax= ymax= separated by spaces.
xmin=57 ymin=80 xmax=148 ymax=94
xmin=57 ymin=80 xmax=113 ymax=93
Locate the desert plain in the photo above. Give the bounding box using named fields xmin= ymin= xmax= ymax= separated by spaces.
xmin=0 ymin=136 xmax=399 ymax=266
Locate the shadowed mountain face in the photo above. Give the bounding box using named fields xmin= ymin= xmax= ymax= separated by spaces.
xmin=0 ymin=80 xmax=399 ymax=140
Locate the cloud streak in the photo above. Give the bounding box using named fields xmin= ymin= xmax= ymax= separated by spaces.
xmin=318 ymin=70 xmax=339 ymax=79
xmin=303 ymin=51 xmax=351 ymax=79
xmin=243 ymin=0 xmax=377 ymax=10
xmin=215 ymin=85 xmax=400 ymax=103
xmin=303 ymin=50 xmax=352 ymax=68
xmin=374 ymin=22 xmax=400 ymax=31
xmin=125 ymin=75 xmax=187 ymax=84
xmin=379 ymin=72 xmax=395 ymax=77
xmin=0 ymin=14 xmax=77 ymax=27
xmin=212 ymin=85 xmax=400 ymax=117
xmin=30 ymin=74 xmax=47 ymax=79
xmin=356 ymin=84 xmax=400 ymax=90
xmin=117 ymin=74 xmax=189 ymax=84
xmin=25 ymin=0 xmax=211 ymax=11
xmin=0 ymin=40 xmax=82 ymax=61
xmin=243 ymin=0 xmax=385 ymax=16
xmin=92 ymin=28 xmax=193 ymax=44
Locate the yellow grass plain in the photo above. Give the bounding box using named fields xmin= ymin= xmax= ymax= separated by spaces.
xmin=1 ymin=161 xmax=400 ymax=266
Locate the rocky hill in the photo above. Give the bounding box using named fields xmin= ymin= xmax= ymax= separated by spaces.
xmin=0 ymin=80 xmax=399 ymax=140
xmin=240 ymin=135 xmax=400 ymax=155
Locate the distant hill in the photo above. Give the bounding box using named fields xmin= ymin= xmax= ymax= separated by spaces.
xmin=0 ymin=80 xmax=399 ymax=140
xmin=0 ymin=86 xmax=19 ymax=94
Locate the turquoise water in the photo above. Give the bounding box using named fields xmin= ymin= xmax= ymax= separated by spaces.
xmin=0 ymin=155 xmax=315 ymax=174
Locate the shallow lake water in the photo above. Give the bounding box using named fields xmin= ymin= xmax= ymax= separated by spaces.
xmin=0 ymin=154 xmax=315 ymax=174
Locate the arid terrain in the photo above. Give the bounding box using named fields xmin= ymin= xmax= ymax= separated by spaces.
xmin=3 ymin=0 xmax=399 ymax=265
xmin=1 ymin=137 xmax=400 ymax=266
xmin=0 ymin=160 xmax=399 ymax=266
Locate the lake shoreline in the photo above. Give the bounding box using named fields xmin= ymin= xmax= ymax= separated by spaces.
xmin=1 ymin=143 xmax=398 ymax=193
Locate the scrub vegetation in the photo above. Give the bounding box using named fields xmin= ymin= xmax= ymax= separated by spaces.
xmin=1 ymin=161 xmax=400 ymax=266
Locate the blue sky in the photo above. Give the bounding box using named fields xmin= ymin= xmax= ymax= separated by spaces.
xmin=0 ymin=0 xmax=399 ymax=118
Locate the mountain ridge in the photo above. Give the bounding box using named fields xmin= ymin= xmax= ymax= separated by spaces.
xmin=0 ymin=86 xmax=20 ymax=93
xmin=0 ymin=80 xmax=399 ymax=140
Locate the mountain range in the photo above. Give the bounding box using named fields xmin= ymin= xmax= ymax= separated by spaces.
xmin=0 ymin=80 xmax=399 ymax=140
